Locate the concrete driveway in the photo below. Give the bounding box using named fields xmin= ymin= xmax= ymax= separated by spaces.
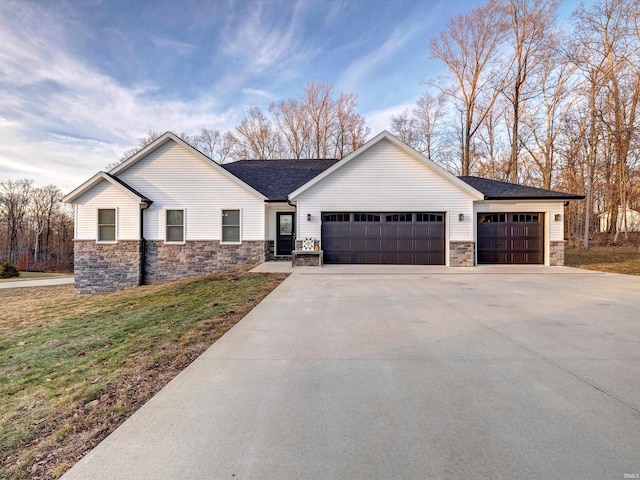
xmin=63 ymin=265 xmax=640 ymax=479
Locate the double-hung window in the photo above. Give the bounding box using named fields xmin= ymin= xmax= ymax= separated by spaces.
xmin=222 ymin=209 xmax=240 ymax=243
xmin=166 ymin=209 xmax=185 ymax=242
xmin=98 ymin=208 xmax=116 ymax=242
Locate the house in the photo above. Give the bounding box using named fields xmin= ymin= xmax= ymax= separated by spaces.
xmin=62 ymin=131 xmax=583 ymax=293
xmin=599 ymin=207 xmax=640 ymax=233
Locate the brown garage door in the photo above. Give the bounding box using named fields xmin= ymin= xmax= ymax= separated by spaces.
xmin=321 ymin=212 xmax=445 ymax=265
xmin=477 ymin=213 xmax=543 ymax=264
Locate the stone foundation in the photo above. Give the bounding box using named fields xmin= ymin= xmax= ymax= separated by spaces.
xmin=74 ymin=240 xmax=141 ymax=294
xmin=266 ymin=240 xmax=275 ymax=261
xmin=144 ymin=240 xmax=268 ymax=283
xmin=549 ymin=241 xmax=564 ymax=266
xmin=449 ymin=241 xmax=475 ymax=267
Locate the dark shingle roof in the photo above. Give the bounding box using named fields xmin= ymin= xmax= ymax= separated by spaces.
xmin=106 ymin=173 xmax=153 ymax=204
xmin=223 ymin=159 xmax=340 ymax=200
xmin=458 ymin=176 xmax=584 ymax=200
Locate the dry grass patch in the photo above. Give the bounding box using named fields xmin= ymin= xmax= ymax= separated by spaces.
xmin=0 ymin=269 xmax=288 ymax=479
xmin=565 ymin=245 xmax=640 ymax=275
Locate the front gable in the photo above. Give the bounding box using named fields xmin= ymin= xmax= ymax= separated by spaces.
xmin=115 ymin=138 xmax=266 ymax=241
xmin=291 ymin=133 xmax=483 ymax=242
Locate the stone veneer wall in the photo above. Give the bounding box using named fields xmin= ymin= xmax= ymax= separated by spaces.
xmin=144 ymin=240 xmax=268 ymax=283
xmin=549 ymin=241 xmax=564 ymax=266
xmin=449 ymin=241 xmax=475 ymax=267
xmin=74 ymin=240 xmax=141 ymax=294
xmin=265 ymin=240 xmax=275 ymax=261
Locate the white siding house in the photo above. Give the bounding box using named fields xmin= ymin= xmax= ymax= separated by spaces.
xmin=63 ymin=130 xmax=582 ymax=293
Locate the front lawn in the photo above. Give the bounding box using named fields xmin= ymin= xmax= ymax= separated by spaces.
xmin=565 ymin=245 xmax=640 ymax=275
xmin=0 ymin=269 xmax=288 ymax=479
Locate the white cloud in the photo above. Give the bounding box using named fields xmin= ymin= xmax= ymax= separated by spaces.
xmin=364 ymin=102 xmax=416 ymax=135
xmin=242 ymin=88 xmax=278 ymax=100
xmin=151 ymin=36 xmax=197 ymax=56
xmin=0 ymin=2 xmax=240 ymax=191
xmin=339 ymin=21 xmax=423 ymax=90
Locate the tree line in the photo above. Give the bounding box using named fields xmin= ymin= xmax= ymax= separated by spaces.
xmin=391 ymin=0 xmax=640 ymax=247
xmin=0 ymin=179 xmax=73 ymax=271
xmin=113 ymin=81 xmax=370 ymax=168
xmin=119 ymin=0 xmax=640 ymax=249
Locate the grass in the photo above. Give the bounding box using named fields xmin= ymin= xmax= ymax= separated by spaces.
xmin=565 ymin=245 xmax=640 ymax=275
xmin=0 ymin=272 xmax=72 ymax=283
xmin=0 ymin=269 xmax=288 ymax=479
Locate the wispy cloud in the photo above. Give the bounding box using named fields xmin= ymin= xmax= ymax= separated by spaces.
xmin=242 ymin=88 xmax=278 ymax=100
xmin=364 ymin=102 xmax=416 ymax=134
xmin=339 ymin=20 xmax=424 ymax=90
xmin=0 ymin=2 xmax=239 ymax=191
xmin=151 ymin=36 xmax=197 ymax=56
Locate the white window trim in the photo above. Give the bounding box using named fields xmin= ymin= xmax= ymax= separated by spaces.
xmin=96 ymin=207 xmax=118 ymax=244
xmin=221 ymin=208 xmax=242 ymax=245
xmin=164 ymin=207 xmax=186 ymax=244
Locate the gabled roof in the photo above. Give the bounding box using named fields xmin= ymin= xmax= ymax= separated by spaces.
xmin=222 ymin=159 xmax=340 ymax=200
xmin=288 ymin=131 xmax=485 ymax=201
xmin=459 ymin=176 xmax=584 ymax=201
xmin=61 ymin=172 xmax=152 ymax=204
xmin=108 ymin=132 xmax=267 ymax=201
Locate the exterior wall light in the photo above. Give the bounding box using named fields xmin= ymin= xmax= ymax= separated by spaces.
xmin=555 ymin=214 xmax=562 ymax=222
xmin=458 ymin=213 xmax=465 ymax=221
xmin=307 ymin=213 xmax=311 ymax=221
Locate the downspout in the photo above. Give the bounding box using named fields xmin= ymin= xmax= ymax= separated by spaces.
xmin=139 ymin=202 xmax=151 ymax=286
xmin=288 ymin=199 xmax=297 ymax=251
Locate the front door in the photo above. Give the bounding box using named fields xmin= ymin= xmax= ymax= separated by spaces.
xmin=276 ymin=212 xmax=295 ymax=256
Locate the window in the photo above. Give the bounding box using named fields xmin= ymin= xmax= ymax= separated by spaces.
xmin=354 ymin=213 xmax=381 ymax=222
xmin=98 ymin=209 xmax=116 ymax=242
xmin=323 ymin=213 xmax=350 ymax=222
xmin=512 ymin=214 xmax=539 ymax=223
xmin=166 ymin=209 xmax=184 ymax=242
xmin=416 ymin=213 xmax=444 ymax=222
xmin=479 ymin=214 xmax=506 ymax=223
xmin=222 ymin=209 xmax=240 ymax=243
xmin=385 ymin=213 xmax=412 ymax=222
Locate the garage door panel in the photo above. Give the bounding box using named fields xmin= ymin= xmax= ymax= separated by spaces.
xmin=322 ymin=213 xmax=445 ymax=265
xmin=477 ymin=213 xmax=543 ymax=264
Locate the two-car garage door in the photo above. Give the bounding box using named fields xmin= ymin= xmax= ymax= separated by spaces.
xmin=321 ymin=212 xmax=445 ymax=265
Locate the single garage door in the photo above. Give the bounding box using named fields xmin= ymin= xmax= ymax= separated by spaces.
xmin=477 ymin=213 xmax=543 ymax=264
xmin=321 ymin=212 xmax=445 ymax=265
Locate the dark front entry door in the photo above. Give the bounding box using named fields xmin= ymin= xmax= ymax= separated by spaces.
xmin=276 ymin=212 xmax=295 ymax=256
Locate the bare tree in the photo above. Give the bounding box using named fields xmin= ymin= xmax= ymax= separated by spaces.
xmin=191 ymin=128 xmax=234 ymax=164
xmin=430 ymin=0 xmax=510 ymax=175
xmin=500 ymin=0 xmax=559 ymax=182
xmin=269 ymin=99 xmax=312 ymax=159
xmin=301 ymin=81 xmax=336 ymax=159
xmin=0 ymin=179 xmax=33 ymax=264
xmin=521 ymin=50 xmax=578 ymax=188
xmin=30 ymin=185 xmax=63 ymax=265
xmin=391 ymin=92 xmax=445 ymax=161
xmin=231 ymin=106 xmax=284 ymax=160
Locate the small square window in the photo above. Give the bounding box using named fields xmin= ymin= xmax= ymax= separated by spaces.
xmin=98 ymin=208 xmax=116 ymax=242
xmin=166 ymin=209 xmax=184 ymax=242
xmin=222 ymin=209 xmax=240 ymax=242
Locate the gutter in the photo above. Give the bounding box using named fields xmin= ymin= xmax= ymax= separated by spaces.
xmin=288 ymin=199 xmax=297 ymax=249
xmin=139 ymin=201 xmax=152 ymax=286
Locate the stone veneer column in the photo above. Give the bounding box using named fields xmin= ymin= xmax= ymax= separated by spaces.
xmin=74 ymin=240 xmax=141 ymax=294
xmin=449 ymin=241 xmax=475 ymax=267
xmin=549 ymin=241 xmax=565 ymax=266
xmin=144 ymin=240 xmax=267 ymax=283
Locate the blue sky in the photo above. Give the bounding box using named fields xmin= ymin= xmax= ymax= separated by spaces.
xmin=0 ymin=0 xmax=585 ymax=192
